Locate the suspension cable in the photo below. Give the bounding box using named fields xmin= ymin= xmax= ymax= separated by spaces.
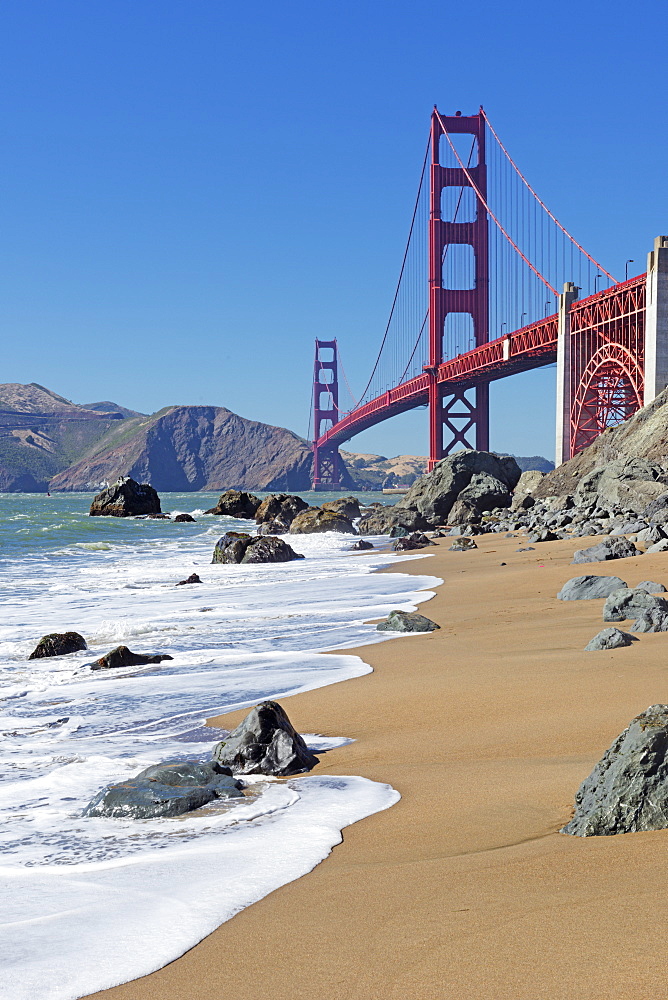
xmin=356 ymin=134 xmax=431 ymax=404
xmin=481 ymin=108 xmax=617 ymax=283
xmin=434 ymin=109 xmax=558 ymax=297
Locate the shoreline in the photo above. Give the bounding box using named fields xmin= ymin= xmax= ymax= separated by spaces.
xmin=89 ymin=532 xmax=668 ymax=999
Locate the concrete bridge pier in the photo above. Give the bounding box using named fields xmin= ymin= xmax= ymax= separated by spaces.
xmin=554 ymin=281 xmax=578 ymax=467
xmin=643 ymin=235 xmax=668 ymax=406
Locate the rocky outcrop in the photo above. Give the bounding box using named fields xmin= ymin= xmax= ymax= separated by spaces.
xmin=602 ymin=588 xmax=668 ymax=623
xmin=376 ymin=610 xmax=440 ymax=633
xmin=254 ymin=494 xmax=309 ymax=533
xmin=630 ymin=608 xmax=668 ymax=632
xmin=557 ymin=575 xmax=628 ymax=601
xmin=89 ymin=478 xmax=161 ymax=517
xmin=357 ymin=507 xmax=426 ymax=536
xmin=321 ymin=496 xmax=361 ymax=520
xmin=562 ymin=705 xmax=668 ymax=836
xmin=212 ymin=701 xmax=319 ymax=776
xmin=211 ymin=532 xmax=304 ymax=564
xmin=28 ymin=632 xmax=87 ymax=659
xmin=176 ymin=573 xmax=202 ymax=586
xmin=392 ymin=531 xmax=434 ymax=551
xmin=84 ymin=760 xmax=243 ymax=819
xmin=584 ymin=627 xmax=635 ymax=651
xmin=350 ymin=539 xmax=374 ymax=550
xmin=173 ymin=513 xmax=195 ymax=522
xmin=511 ymin=470 xmax=545 ymax=510
xmin=395 ymin=450 xmax=521 ymax=527
xmin=289 ymin=508 xmax=356 ymax=534
xmin=89 ymin=646 xmax=174 ymax=670
xmin=205 ymin=490 xmax=261 ymax=518
xmin=572 ymin=538 xmax=641 ymax=564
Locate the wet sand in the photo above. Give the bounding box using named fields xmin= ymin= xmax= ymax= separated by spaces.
xmin=90 ymin=533 xmax=668 ymax=1000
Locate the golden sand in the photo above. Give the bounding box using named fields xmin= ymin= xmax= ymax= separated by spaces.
xmin=90 ymin=534 xmax=668 ymax=999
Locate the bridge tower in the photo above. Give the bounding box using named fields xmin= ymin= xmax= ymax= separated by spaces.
xmin=312 ymin=338 xmax=341 ymax=490
xmin=427 ymin=108 xmax=489 ymax=470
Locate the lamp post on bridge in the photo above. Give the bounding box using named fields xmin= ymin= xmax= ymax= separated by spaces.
xmin=625 ymin=260 xmax=634 ymax=281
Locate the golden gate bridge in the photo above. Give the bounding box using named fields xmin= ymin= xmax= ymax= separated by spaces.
xmin=310 ymin=107 xmax=666 ymax=489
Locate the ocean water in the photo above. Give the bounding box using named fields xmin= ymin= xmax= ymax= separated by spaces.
xmin=0 ymin=491 xmax=441 ymax=1000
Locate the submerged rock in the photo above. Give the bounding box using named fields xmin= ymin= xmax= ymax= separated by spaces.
xmin=562 ymin=705 xmax=668 ymax=836
xmin=572 ymin=538 xmax=642 ymax=564
xmin=557 ymin=575 xmax=627 ymax=601
xmin=212 ymin=700 xmax=319 ymax=776
xmin=173 ymin=513 xmax=196 ymax=523
xmin=89 ymin=478 xmax=161 ymax=517
xmin=376 ymin=610 xmax=439 ymax=633
xmin=350 ymin=539 xmax=374 ymax=551
xmin=90 ymin=645 xmax=174 ymax=670
xmin=84 ymin=760 xmax=244 ymax=819
xmin=28 ymin=632 xmax=87 ymax=659
xmin=176 ymin=573 xmax=202 ymax=586
xmin=205 ymin=490 xmax=261 ymax=519
xmin=211 ymin=532 xmax=304 ymax=564
xmin=584 ymin=628 xmax=635 ymax=651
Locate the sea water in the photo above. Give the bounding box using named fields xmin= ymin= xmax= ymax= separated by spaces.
xmin=0 ymin=491 xmax=441 ymax=1000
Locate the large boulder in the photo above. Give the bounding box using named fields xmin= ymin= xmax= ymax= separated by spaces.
xmin=630 ymin=608 xmax=668 ymax=632
xmin=90 ymin=645 xmax=174 ymax=670
xmin=357 ymin=507 xmax=426 ymax=536
xmin=204 ymin=490 xmax=261 ymax=518
xmin=84 ymin=760 xmax=243 ymax=819
xmin=395 ymin=450 xmax=521 ymax=526
xmin=321 ymin=496 xmax=361 ymax=520
xmin=453 ymin=472 xmax=513 ymax=514
xmin=557 ymin=575 xmax=627 ymax=601
xmin=376 ymin=610 xmax=439 ymax=633
xmin=29 ymin=632 xmax=87 ymax=659
xmin=211 ymin=532 xmax=304 ymax=564
xmin=289 ymin=508 xmax=356 ymax=534
xmin=602 ymin=587 xmax=668 ymax=622
xmin=511 ymin=470 xmax=545 ymax=510
xmin=572 ymin=538 xmax=642 ymax=564
xmin=89 ymin=477 xmax=161 ymax=517
xmin=574 ymin=458 xmax=668 ymax=514
xmin=212 ymin=700 xmax=319 ymax=776
xmin=254 ymin=494 xmax=309 ymax=532
xmin=562 ymin=705 xmax=668 ymax=836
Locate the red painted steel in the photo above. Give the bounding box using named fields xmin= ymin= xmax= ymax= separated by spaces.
xmin=427 ymin=108 xmax=489 ymax=469
xmin=568 ymin=275 xmax=645 ymax=457
xmin=312 ymin=339 xmax=341 ymax=489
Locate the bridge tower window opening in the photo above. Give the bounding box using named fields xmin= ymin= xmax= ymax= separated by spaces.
xmin=442 ymin=244 xmax=476 ymax=291
xmin=439 ymin=132 xmax=478 ymax=169
xmin=441 ymin=186 xmax=477 ymax=224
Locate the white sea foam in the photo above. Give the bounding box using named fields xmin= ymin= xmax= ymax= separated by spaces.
xmin=0 ymin=498 xmax=440 ymax=998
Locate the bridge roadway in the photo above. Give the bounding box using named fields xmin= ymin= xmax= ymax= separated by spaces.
xmin=317 ymin=312 xmax=559 ymax=449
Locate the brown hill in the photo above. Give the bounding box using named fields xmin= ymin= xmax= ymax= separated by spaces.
xmin=49 ymin=405 xmax=323 ymax=492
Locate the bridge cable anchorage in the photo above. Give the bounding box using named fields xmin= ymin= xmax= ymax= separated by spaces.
xmin=481 ymin=109 xmax=618 ymax=284
xmin=434 ymin=109 xmax=558 ymax=297
xmin=356 ymin=135 xmax=431 ymax=405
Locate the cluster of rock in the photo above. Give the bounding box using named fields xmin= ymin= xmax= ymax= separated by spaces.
xmin=211 ymin=532 xmax=304 ymax=564
xmin=27 ymin=632 xmax=174 ymax=670
xmin=84 ymin=701 xmax=318 ymax=819
xmin=206 ymin=489 xmax=361 ymax=536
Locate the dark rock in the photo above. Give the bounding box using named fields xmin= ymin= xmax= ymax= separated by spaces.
xmin=449 ymin=537 xmax=478 ymax=551
xmin=211 ymin=531 xmax=251 ymax=563
xmin=357 ymin=507 xmax=426 ymax=536
xmin=572 ymin=538 xmax=642 ymax=564
xmin=389 ymin=524 xmax=411 ymax=537
xmin=174 ymin=513 xmax=196 ymax=523
xmin=205 ymin=490 xmax=261 ymax=519
xmin=376 ymin=610 xmax=440 ymax=633
xmin=557 ymin=575 xmax=627 ymax=601
xmin=635 ymin=580 xmax=667 ymax=594
xmin=90 ymin=645 xmax=174 ymax=670
xmin=321 ymin=496 xmax=361 ymax=520
xmin=84 ymin=760 xmax=244 ymax=819
xmin=350 ymin=539 xmax=374 ymax=550
xmin=176 ymin=573 xmax=202 ymax=586
xmin=289 ymin=508 xmax=356 ymax=535
xmin=602 ymin=588 xmax=668 ymax=622
xmin=147 ymin=513 xmax=170 ymax=519
xmin=630 ymin=608 xmax=668 ymax=632
xmin=516 ymin=546 xmax=535 ymax=551
xmin=574 ymin=458 xmax=668 ymax=514
xmin=447 ymin=497 xmax=483 ymax=525
xmin=584 ymin=627 xmax=635 ymax=651
xmin=89 ymin=477 xmax=161 ymax=517
xmin=29 ymin=632 xmax=87 ymax=659
xmin=257 ymin=518 xmax=290 ymax=535
xmin=254 ymin=494 xmax=309 ymax=529
xmin=562 ymin=705 xmax=668 ymax=836
xmin=211 ymin=531 xmax=304 ymax=564
xmin=635 ymin=525 xmax=666 ymax=544
xmin=528 ymin=528 xmax=559 ymax=542
xmin=212 ymin=700 xmax=318 ymax=776
xmin=395 ymin=450 xmax=521 ymax=526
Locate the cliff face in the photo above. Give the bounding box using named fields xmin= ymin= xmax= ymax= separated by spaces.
xmin=534 ymin=386 xmax=668 ymax=499
xmin=49 ymin=405 xmax=320 ymax=492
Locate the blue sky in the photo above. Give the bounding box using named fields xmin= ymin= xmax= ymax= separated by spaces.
xmin=0 ymin=0 xmax=666 ymax=461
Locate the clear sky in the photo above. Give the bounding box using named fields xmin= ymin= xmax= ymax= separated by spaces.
xmin=0 ymin=0 xmax=666 ymax=462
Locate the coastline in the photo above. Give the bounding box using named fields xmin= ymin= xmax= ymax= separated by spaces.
xmin=89 ymin=532 xmax=668 ymax=1000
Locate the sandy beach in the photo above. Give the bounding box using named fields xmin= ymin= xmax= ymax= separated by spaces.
xmin=89 ymin=533 xmax=668 ymax=1000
